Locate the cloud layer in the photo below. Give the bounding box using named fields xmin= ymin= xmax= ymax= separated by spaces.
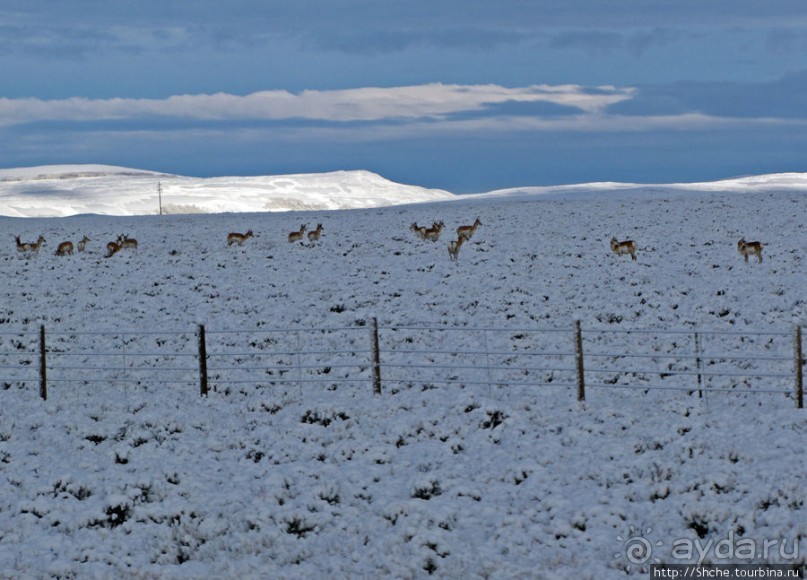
xmin=3 ymin=80 xmax=802 ymax=139
xmin=0 ymin=84 xmax=633 ymax=126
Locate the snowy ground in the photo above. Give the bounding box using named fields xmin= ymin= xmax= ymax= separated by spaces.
xmin=0 ymin=186 xmax=805 ymax=578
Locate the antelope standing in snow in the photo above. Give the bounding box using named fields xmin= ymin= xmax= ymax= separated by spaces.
xmin=55 ymin=241 xmax=74 ymax=256
xmin=288 ymin=224 xmax=307 ymax=243
xmin=307 ymin=224 xmax=324 ymax=242
xmin=447 ymin=236 xmax=465 ymax=261
xmin=737 ymin=238 xmax=764 ymax=263
xmin=15 ymin=235 xmax=45 ymax=254
xmin=457 ymin=217 xmax=482 ymax=240
xmin=118 ymin=234 xmax=138 ymax=250
xmin=423 ymin=221 xmax=444 ymax=242
xmin=227 ymin=230 xmax=254 ymax=246
xmin=610 ymin=237 xmax=637 ymax=261
xmin=77 ymin=236 xmax=90 ymax=252
xmin=105 ymin=239 xmax=122 ymax=258
xmin=410 ymin=222 xmax=428 ymax=240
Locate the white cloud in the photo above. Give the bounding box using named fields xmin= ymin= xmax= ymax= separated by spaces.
xmin=3 ymin=83 xmax=798 ymax=146
xmin=225 ymin=112 xmax=800 ymax=144
xmin=0 ymin=83 xmax=633 ymax=126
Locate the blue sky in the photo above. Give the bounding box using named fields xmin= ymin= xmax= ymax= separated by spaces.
xmin=2 ymin=1 xmax=807 ymax=192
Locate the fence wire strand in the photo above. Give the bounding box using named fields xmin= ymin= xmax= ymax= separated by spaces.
xmin=0 ymin=323 xmax=800 ymax=407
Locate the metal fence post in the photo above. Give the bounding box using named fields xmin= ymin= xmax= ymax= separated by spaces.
xmin=694 ymin=332 xmax=703 ymax=398
xmin=198 ymin=324 xmax=208 ymax=397
xmin=296 ymin=330 xmax=303 ymax=397
xmin=796 ymin=325 xmax=804 ymax=410
xmin=39 ymin=325 xmax=47 ymax=401
xmin=574 ymin=320 xmax=585 ymax=402
xmin=372 ymin=318 xmax=382 ymax=395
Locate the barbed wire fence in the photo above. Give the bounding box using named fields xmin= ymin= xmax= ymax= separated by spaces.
xmin=0 ymin=321 xmax=803 ymax=409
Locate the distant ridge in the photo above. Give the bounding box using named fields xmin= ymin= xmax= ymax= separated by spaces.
xmin=1 ymin=164 xmax=805 ymax=217
xmin=0 ymin=164 xmax=165 ymax=182
xmin=470 ymin=172 xmax=807 ymax=202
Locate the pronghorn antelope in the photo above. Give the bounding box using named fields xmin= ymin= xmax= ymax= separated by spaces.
xmin=610 ymin=237 xmax=637 ymax=261
xmin=227 ymin=230 xmax=254 ymax=246
xmin=410 ymin=222 xmax=428 ymax=240
xmin=457 ymin=217 xmax=482 ymax=240
xmin=288 ymin=224 xmax=307 ymax=243
xmin=55 ymin=241 xmax=74 ymax=256
xmin=423 ymin=221 xmax=445 ymax=242
xmin=14 ymin=235 xmax=46 ymax=254
xmin=737 ymin=238 xmax=764 ymax=263
xmin=77 ymin=236 xmax=90 ymax=252
xmin=447 ymin=236 xmax=465 ymax=261
xmin=118 ymin=234 xmax=138 ymax=250
xmin=105 ymin=239 xmax=122 ymax=258
xmin=307 ymin=223 xmax=324 ymax=242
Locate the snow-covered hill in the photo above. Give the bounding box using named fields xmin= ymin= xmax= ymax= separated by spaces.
xmin=3 ymin=164 xmax=807 ymax=218
xmin=0 ymin=165 xmax=456 ymax=218
xmin=0 ymin=172 xmax=804 ymax=577
xmin=474 ymin=172 xmax=807 ymax=202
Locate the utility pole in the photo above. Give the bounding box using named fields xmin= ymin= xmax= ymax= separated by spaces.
xmin=158 ymin=181 xmax=163 ymax=215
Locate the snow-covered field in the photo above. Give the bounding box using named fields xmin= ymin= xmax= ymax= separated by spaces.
xmin=0 ymin=169 xmax=805 ymax=578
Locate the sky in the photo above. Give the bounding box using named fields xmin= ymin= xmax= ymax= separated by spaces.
xmin=1 ymin=1 xmax=807 ymax=193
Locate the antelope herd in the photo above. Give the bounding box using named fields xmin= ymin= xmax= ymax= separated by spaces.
xmin=9 ymin=218 xmax=768 ymax=267
xmin=406 ymin=216 xmax=767 ymax=266
xmin=410 ymin=216 xmax=483 ymax=261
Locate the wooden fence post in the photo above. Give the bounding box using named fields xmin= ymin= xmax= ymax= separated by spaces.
xmin=372 ymin=318 xmax=382 ymax=395
xmin=574 ymin=320 xmax=585 ymax=402
xmin=198 ymin=324 xmax=208 ymax=397
xmin=39 ymin=325 xmax=47 ymax=401
xmin=796 ymin=325 xmax=803 ymax=410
